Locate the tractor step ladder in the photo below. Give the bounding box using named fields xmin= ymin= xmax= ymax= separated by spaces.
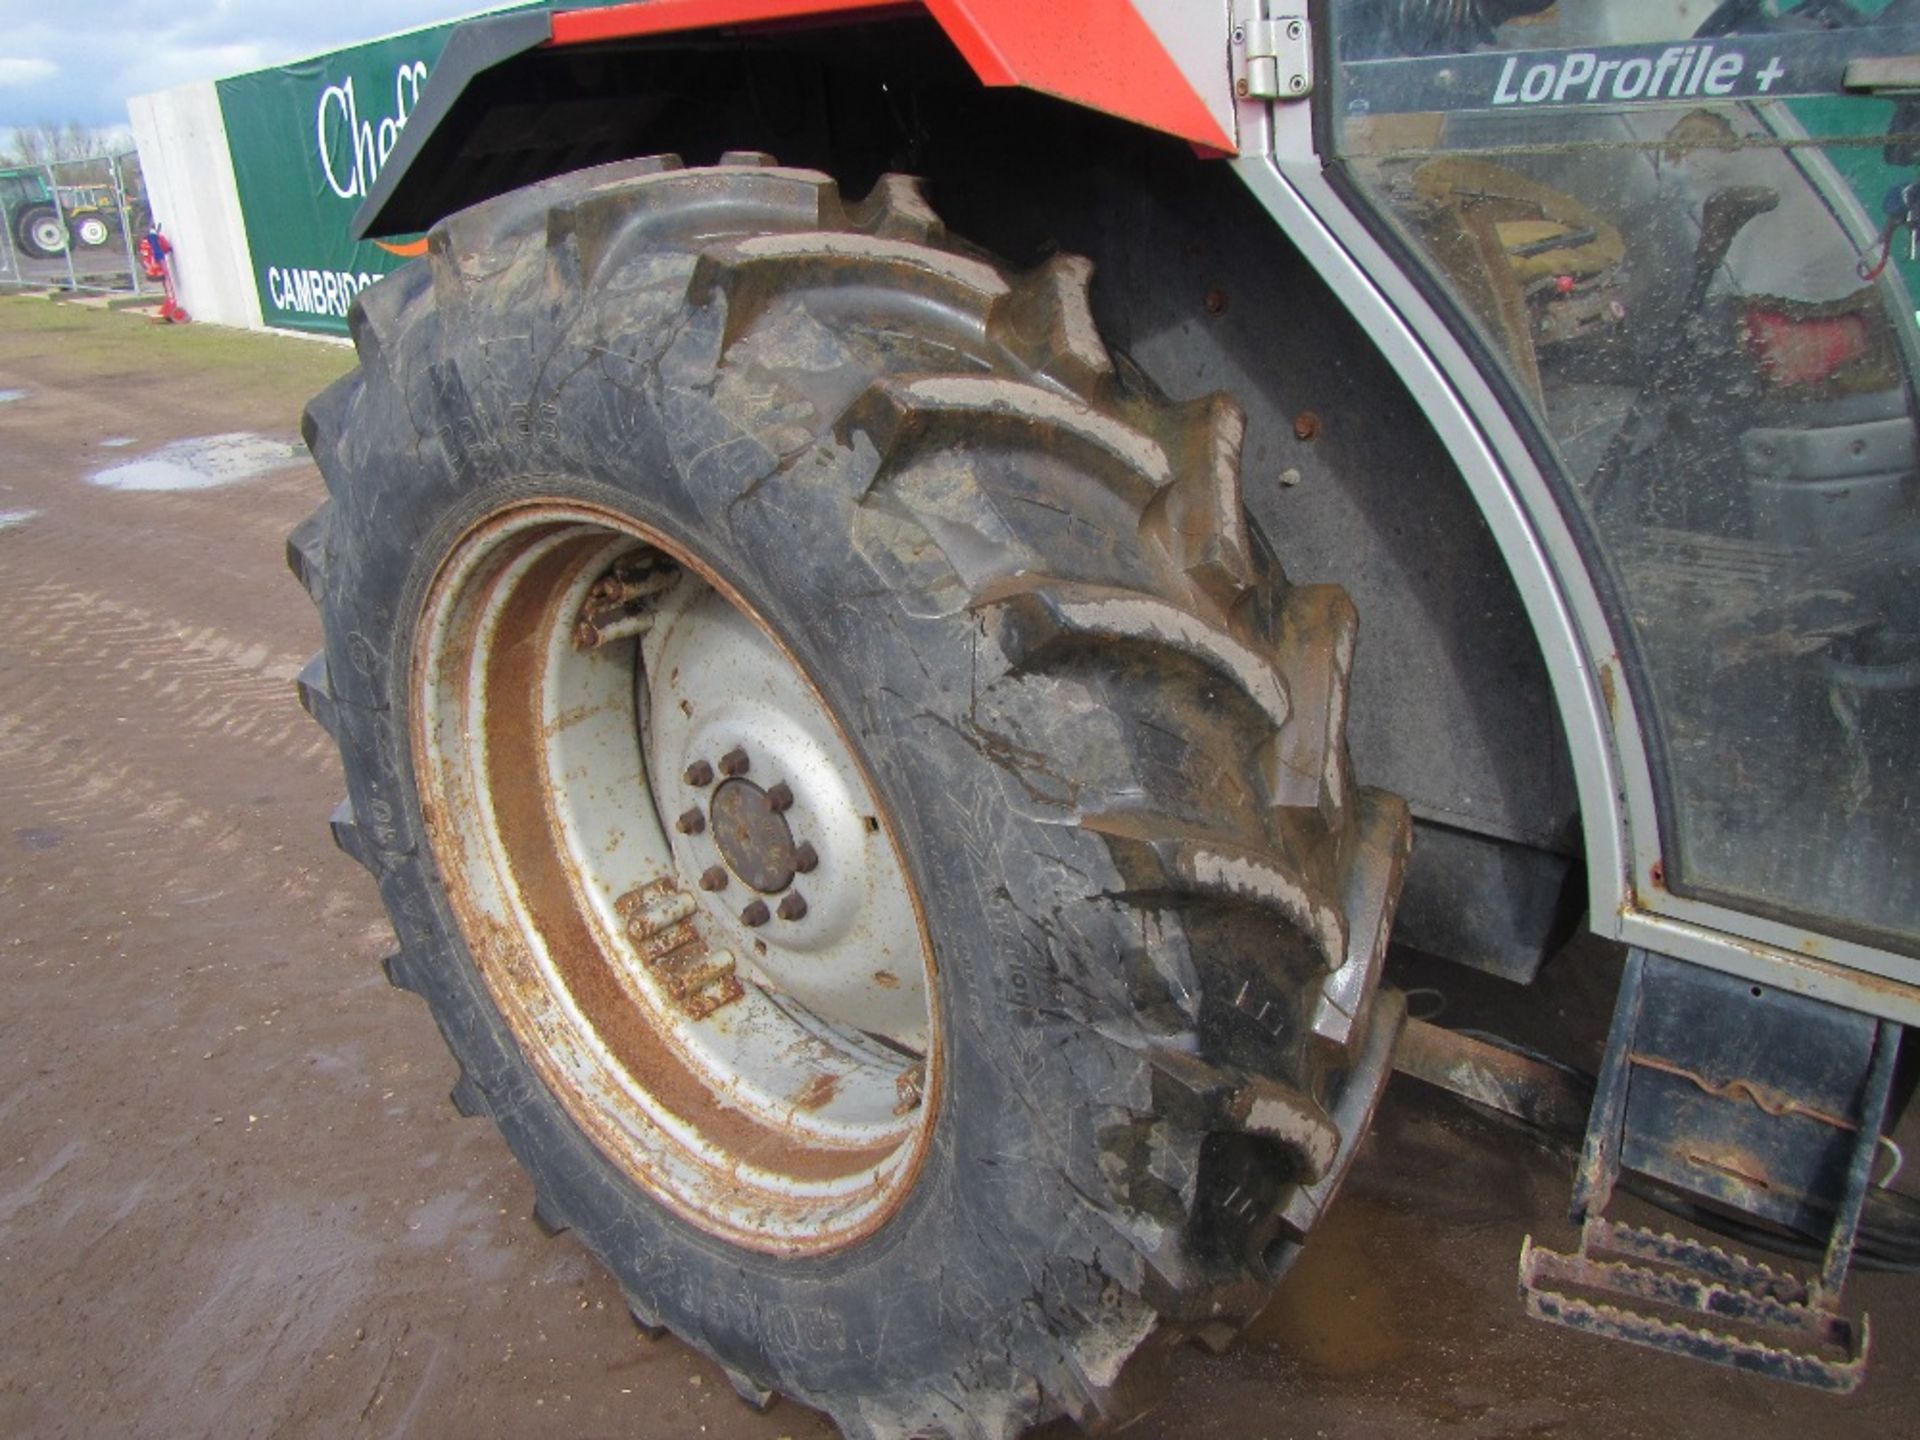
xmin=1519 ymin=949 xmax=1899 ymax=1391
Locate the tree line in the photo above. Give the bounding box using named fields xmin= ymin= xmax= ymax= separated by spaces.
xmin=3 ymin=122 xmax=131 ymax=172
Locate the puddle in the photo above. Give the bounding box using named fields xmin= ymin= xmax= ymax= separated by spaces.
xmin=0 ymin=508 xmax=39 ymax=532
xmin=98 ymin=437 xmax=136 ymax=448
xmin=1245 ymin=1197 xmax=1411 ymax=1376
xmin=89 ymin=433 xmax=306 ymax=492
xmin=0 ymin=389 xmax=26 ymax=403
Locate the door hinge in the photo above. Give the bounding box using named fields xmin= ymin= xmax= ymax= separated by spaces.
xmin=1234 ymin=1 xmax=1312 ymax=102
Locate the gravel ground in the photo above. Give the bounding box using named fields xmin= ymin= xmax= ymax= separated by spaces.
xmin=0 ymin=296 xmax=1913 ymax=1439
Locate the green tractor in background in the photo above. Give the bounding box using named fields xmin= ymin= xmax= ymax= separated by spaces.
xmin=0 ymin=168 xmax=70 ymax=259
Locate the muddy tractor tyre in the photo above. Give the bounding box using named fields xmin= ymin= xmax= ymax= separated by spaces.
xmin=290 ymin=155 xmax=1409 ymax=1438
xmin=17 ymin=205 xmax=68 ymax=258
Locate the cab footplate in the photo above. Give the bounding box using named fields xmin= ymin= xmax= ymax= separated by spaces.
xmin=1527 ymin=948 xmax=1897 ymax=1392
xmin=1520 ymin=1215 xmax=1867 ymax=1392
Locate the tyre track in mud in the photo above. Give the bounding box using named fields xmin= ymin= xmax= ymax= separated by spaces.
xmin=0 ymin=524 xmax=339 ymax=901
xmin=0 ymin=400 xmax=337 ymax=856
xmin=0 ymin=310 xmax=822 ymax=1440
xmin=0 ymin=574 xmax=331 ymax=769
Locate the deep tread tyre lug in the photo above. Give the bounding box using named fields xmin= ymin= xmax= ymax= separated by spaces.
xmin=300 ymin=375 xmax=356 ymax=476
xmin=982 ymin=576 xmax=1289 ymax=732
xmin=1267 ymin=583 xmax=1358 ymax=823
xmin=720 ymin=1364 xmax=776 ymax=1410
xmin=328 ymin=799 xmax=377 ymax=874
xmin=531 ymin=1194 xmax=570 ymax=1238
xmin=623 ymin=1291 xmax=667 ymax=1339
xmin=449 ymin=1070 xmax=488 ymax=1118
xmin=285 ymin=502 xmax=330 ymax=602
xmin=689 ymin=232 xmax=1010 ymax=358
xmin=1080 ymin=810 xmax=1346 ymax=972
xmin=539 ymin=156 xmax=690 ymax=283
xmin=294 ymin=652 xmax=337 ymax=738
xmin=1279 ymin=990 xmax=1407 ymax=1242
xmin=1312 ymin=788 xmax=1412 ymax=1056
xmin=848 ymin=173 xmax=945 ymax=243
xmin=380 ymin=951 xmax=419 ymax=994
xmin=849 ymin=374 xmax=1167 ymax=511
xmin=1147 ymin=1048 xmax=1339 ymax=1182
xmin=1144 ymin=392 xmax=1258 ymax=611
xmin=999 ymin=253 xmax=1115 ymax=400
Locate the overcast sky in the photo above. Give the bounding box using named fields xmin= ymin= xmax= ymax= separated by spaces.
xmin=0 ymin=2 xmax=497 ymax=132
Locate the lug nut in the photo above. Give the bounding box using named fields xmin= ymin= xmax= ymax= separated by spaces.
xmin=684 ymin=760 xmax=713 ymax=788
xmin=765 ymin=781 xmax=793 ymax=812
xmin=777 ymin=892 xmax=808 ymax=922
xmin=699 ymin=866 xmax=728 ymax=892
xmin=740 ymin=899 xmax=770 ymax=927
xmin=676 ymin=808 xmax=706 ymax=835
xmin=793 ymin=841 xmax=818 ymax=874
xmin=719 ymin=747 xmax=749 ymax=778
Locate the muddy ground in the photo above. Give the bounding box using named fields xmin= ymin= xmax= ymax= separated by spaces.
xmin=0 ymin=297 xmax=1914 ymax=1439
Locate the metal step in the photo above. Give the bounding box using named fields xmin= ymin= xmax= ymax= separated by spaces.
xmin=1520 ymin=1215 xmax=1867 ymax=1392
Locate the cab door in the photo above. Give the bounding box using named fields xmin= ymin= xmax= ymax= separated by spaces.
xmin=1318 ymin=0 xmax=1920 ymax=963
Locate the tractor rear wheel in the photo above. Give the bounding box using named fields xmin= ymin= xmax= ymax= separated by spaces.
xmin=18 ymin=205 xmax=67 ymax=258
xmin=290 ymin=154 xmax=1408 ymax=1438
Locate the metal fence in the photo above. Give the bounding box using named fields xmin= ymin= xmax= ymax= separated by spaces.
xmin=0 ymin=152 xmax=153 ymax=297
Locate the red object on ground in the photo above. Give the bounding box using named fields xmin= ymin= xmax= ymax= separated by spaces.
xmin=549 ymin=0 xmax=1236 ymax=152
xmin=137 ymin=230 xmax=191 ymax=325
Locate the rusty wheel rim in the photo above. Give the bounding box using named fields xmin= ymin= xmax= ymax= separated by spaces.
xmin=413 ymin=502 xmax=938 ymax=1254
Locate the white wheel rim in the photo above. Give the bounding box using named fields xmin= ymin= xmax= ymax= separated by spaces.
xmin=413 ymin=501 xmax=939 ymax=1253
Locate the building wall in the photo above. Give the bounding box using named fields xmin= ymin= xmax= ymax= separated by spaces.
xmin=129 ymin=15 xmax=478 ymax=338
xmin=127 ymin=82 xmax=263 ymax=331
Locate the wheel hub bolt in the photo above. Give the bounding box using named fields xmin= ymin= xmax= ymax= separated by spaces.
xmin=740 ymin=899 xmax=770 ymax=927
xmin=765 ymin=781 xmax=793 ymax=812
xmin=719 ymin=747 xmax=750 ymax=778
xmin=777 ymin=892 xmax=808 ymax=922
xmin=793 ymin=841 xmax=818 ymax=874
xmin=676 ymin=807 xmax=706 ymax=835
xmin=699 ymin=866 xmax=728 ymax=892
xmin=683 ymin=760 xmax=713 ymax=788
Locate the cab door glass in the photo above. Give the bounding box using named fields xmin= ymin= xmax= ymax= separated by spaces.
xmin=1328 ymin=0 xmax=1920 ymax=953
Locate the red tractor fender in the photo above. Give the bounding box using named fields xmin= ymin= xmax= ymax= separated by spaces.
xmin=355 ymin=2 xmax=1236 ymax=238
xmin=551 ymin=1 xmax=1233 ymax=151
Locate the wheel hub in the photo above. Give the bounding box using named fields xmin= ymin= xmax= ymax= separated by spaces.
xmin=643 ymin=577 xmax=929 ymax=1052
xmin=709 ymin=775 xmax=798 ymax=894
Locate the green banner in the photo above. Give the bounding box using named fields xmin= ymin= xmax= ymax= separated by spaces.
xmin=216 ymin=21 xmax=461 ymax=336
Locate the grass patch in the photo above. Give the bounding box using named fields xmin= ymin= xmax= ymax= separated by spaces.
xmin=0 ymin=296 xmax=356 ymax=413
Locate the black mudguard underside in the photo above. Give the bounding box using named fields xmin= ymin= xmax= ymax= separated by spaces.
xmin=357 ymin=10 xmax=960 ymax=239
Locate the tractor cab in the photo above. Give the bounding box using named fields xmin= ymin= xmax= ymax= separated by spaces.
xmin=1330 ymin=0 xmax=1919 ymax=956
xmin=1324 ymin=0 xmax=1920 ymax=1384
